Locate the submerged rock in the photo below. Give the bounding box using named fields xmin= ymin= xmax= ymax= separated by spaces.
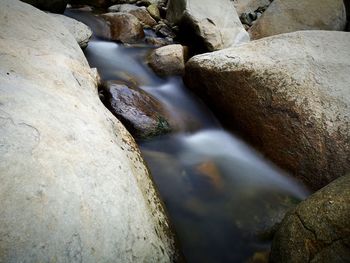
xmin=185 ymin=31 xmax=350 ymax=190
xmin=101 ymin=12 xmax=145 ymax=43
xmin=48 ymin=13 xmax=92 ymax=48
xmin=21 ymin=0 xmax=68 ymax=13
xmin=249 ymin=0 xmax=347 ymax=40
xmin=270 ymin=175 xmax=350 ymax=263
xmin=0 ymin=0 xmax=179 ymax=261
xmin=147 ymin=44 xmax=187 ymax=76
xmin=102 ymin=81 xmax=172 ymax=140
xmin=166 ymin=0 xmax=249 ymax=52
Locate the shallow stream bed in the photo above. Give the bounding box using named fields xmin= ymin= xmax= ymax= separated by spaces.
xmin=66 ymin=9 xmax=308 ymax=263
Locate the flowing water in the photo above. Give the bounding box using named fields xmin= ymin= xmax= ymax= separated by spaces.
xmin=66 ymin=9 xmax=309 ymax=263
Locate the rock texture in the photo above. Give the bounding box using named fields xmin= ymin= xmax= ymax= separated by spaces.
xmin=147 ymin=44 xmax=187 ymax=76
xmin=270 ymin=175 xmax=350 ymax=263
xmin=166 ymin=0 xmax=249 ymax=51
xmin=101 ymin=12 xmax=145 ymax=43
xmin=108 ymin=4 xmax=157 ymax=27
xmin=49 ymin=13 xmax=92 ymax=48
xmin=0 ymin=0 xmax=178 ymax=262
xmin=21 ymin=0 xmax=68 ymax=13
xmin=233 ymin=0 xmax=271 ymax=16
xmin=185 ymin=31 xmax=350 ymax=190
xmin=249 ymin=0 xmax=347 ymax=40
xmin=101 ymin=81 xmax=172 ymax=140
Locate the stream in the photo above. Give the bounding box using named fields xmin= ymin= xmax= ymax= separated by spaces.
xmin=66 ymin=9 xmax=309 ymax=263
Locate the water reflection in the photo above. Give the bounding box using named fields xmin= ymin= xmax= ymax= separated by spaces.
xmin=66 ymin=9 xmax=309 ymax=263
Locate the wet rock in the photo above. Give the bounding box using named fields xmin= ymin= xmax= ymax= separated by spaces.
xmin=249 ymin=0 xmax=347 ymax=40
xmin=102 ymin=81 xmax=172 ymax=139
xmin=21 ymin=0 xmax=68 ymax=13
xmin=48 ymin=13 xmax=92 ymax=48
xmin=195 ymin=161 xmax=223 ymax=191
xmin=147 ymin=44 xmax=187 ymax=76
xmin=154 ymin=22 xmax=177 ymax=38
xmin=166 ymin=0 xmax=249 ymax=52
xmin=101 ymin=12 xmax=145 ymax=43
xmin=270 ymin=175 xmax=350 ymax=263
xmin=147 ymin=4 xmax=161 ymax=21
xmin=185 ymin=31 xmax=350 ymax=190
xmin=0 ymin=0 xmax=179 ymax=262
xmin=108 ymin=4 xmax=157 ymax=27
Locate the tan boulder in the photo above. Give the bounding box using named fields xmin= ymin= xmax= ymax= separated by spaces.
xmin=147 ymin=44 xmax=187 ymax=76
xmin=101 ymin=12 xmax=144 ymax=43
xmin=249 ymin=0 xmax=347 ymax=40
xmin=185 ymin=31 xmax=350 ymax=190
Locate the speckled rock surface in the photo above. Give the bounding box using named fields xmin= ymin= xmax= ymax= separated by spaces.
xmin=270 ymin=175 xmax=350 ymax=263
xmin=185 ymin=31 xmax=350 ymax=190
xmin=48 ymin=13 xmax=92 ymax=48
xmin=249 ymin=0 xmax=347 ymax=40
xmin=166 ymin=0 xmax=249 ymax=51
xmin=101 ymin=12 xmax=145 ymax=43
xmin=0 ymin=0 xmax=178 ymax=262
xmin=147 ymin=44 xmax=187 ymax=76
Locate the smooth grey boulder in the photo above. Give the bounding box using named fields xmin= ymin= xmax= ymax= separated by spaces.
xmin=185 ymin=31 xmax=350 ymax=190
xmin=48 ymin=13 xmax=93 ymax=48
xmin=166 ymin=0 xmax=249 ymax=51
xmin=249 ymin=0 xmax=347 ymax=40
xmin=270 ymin=175 xmax=350 ymax=263
xmin=21 ymin=0 xmax=68 ymax=13
xmin=0 ymin=0 xmax=178 ymax=262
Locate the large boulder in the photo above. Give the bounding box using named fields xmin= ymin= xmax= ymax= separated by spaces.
xmin=101 ymin=12 xmax=145 ymax=43
xmin=48 ymin=13 xmax=92 ymax=48
xmin=0 ymin=1 xmax=178 ymax=262
xmin=249 ymin=0 xmax=347 ymax=40
xmin=166 ymin=0 xmax=249 ymax=52
xmin=270 ymin=175 xmax=350 ymax=263
xmin=147 ymin=44 xmax=187 ymax=76
xmin=185 ymin=31 xmax=350 ymax=190
xmin=21 ymin=0 xmax=68 ymax=13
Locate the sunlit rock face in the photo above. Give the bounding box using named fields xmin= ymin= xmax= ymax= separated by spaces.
xmin=0 ymin=1 xmax=178 ymax=262
xmin=185 ymin=31 xmax=350 ymax=190
xmin=166 ymin=0 xmax=249 ymax=52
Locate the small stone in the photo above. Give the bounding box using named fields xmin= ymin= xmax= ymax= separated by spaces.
xmin=101 ymin=12 xmax=144 ymax=43
xmin=147 ymin=4 xmax=160 ymax=21
xmin=147 ymin=44 xmax=186 ymax=76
